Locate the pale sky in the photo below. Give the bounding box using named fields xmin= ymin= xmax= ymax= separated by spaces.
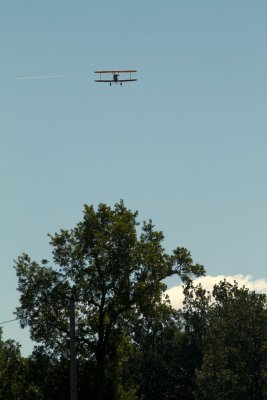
xmin=1 ymin=0 xmax=267 ymax=355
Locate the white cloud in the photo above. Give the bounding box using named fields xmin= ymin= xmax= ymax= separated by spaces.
xmin=165 ymin=274 xmax=267 ymax=310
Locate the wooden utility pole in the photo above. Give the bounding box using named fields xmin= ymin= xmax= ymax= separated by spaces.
xmin=70 ymin=295 xmax=77 ymax=400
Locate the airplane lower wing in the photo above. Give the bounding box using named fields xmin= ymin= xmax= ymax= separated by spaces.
xmin=95 ymin=80 xmax=114 ymax=82
xmin=95 ymin=79 xmax=137 ymax=83
xmin=117 ymin=79 xmax=137 ymax=82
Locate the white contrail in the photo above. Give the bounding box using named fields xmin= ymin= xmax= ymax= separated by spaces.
xmin=16 ymin=74 xmax=89 ymax=80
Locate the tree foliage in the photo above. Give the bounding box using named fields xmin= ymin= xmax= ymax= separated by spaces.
xmin=195 ymin=280 xmax=267 ymax=400
xmin=7 ymin=200 xmax=267 ymax=399
xmin=14 ymin=200 xmax=204 ymax=399
xmin=0 ymin=329 xmax=43 ymax=400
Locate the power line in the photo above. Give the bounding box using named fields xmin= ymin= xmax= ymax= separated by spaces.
xmin=0 ymin=317 xmax=19 ymax=325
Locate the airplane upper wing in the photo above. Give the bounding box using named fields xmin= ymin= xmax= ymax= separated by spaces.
xmin=95 ymin=70 xmax=137 ymax=74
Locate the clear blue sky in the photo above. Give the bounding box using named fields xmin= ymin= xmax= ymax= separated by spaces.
xmin=1 ymin=0 xmax=267 ymax=355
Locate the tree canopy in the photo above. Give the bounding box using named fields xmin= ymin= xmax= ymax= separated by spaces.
xmin=195 ymin=281 xmax=267 ymax=400
xmin=14 ymin=200 xmax=204 ymax=399
xmin=7 ymin=200 xmax=267 ymax=399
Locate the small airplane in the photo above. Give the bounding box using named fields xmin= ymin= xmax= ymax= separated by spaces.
xmin=95 ymin=70 xmax=137 ymax=86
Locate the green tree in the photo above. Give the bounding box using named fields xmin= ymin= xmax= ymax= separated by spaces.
xmin=0 ymin=329 xmax=42 ymax=400
xmin=0 ymin=328 xmax=23 ymax=399
xmin=127 ymin=303 xmax=196 ymax=400
xmin=23 ymin=346 xmax=69 ymax=400
xmin=126 ymin=283 xmax=211 ymax=400
xmin=15 ymin=200 xmax=204 ymax=399
xmin=195 ymin=280 xmax=267 ymax=400
xmin=181 ymin=283 xmax=212 ymax=388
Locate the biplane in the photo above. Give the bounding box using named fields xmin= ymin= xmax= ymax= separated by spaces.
xmin=95 ymin=70 xmax=137 ymax=86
